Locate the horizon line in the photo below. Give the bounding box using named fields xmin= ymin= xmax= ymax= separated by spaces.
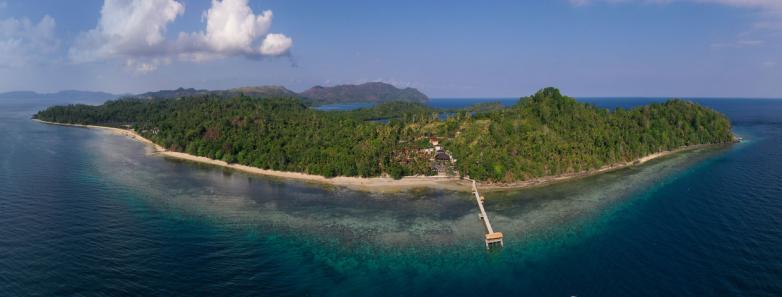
xmin=2 ymin=89 xmax=781 ymax=100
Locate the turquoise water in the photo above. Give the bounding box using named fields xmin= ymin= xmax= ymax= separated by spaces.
xmin=1 ymin=98 xmax=781 ymax=296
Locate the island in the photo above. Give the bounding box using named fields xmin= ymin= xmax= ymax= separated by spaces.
xmin=130 ymin=82 xmax=428 ymax=105
xmin=33 ymin=87 xmax=734 ymax=191
xmin=300 ymin=82 xmax=428 ymax=104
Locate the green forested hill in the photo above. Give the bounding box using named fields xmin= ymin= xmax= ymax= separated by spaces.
xmin=34 ymin=88 xmax=733 ymax=182
xmin=442 ymin=88 xmax=733 ymax=181
xmin=300 ymin=82 xmax=428 ymax=103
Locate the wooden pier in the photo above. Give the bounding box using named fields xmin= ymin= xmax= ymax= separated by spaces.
xmin=471 ymin=180 xmax=504 ymax=250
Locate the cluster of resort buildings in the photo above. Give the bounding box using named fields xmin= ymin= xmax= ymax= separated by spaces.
xmin=425 ymin=137 xmax=456 ymax=176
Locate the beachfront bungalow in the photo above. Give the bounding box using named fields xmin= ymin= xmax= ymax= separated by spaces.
xmin=435 ymin=150 xmax=451 ymax=162
xmin=433 ymin=149 xmax=452 ymax=176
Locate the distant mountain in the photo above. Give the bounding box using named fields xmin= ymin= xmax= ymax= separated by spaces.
xmin=300 ymin=82 xmax=428 ymax=103
xmin=227 ymin=85 xmax=300 ymax=98
xmin=5 ymin=82 xmax=428 ymax=106
xmin=133 ymin=88 xmax=212 ymax=100
xmin=133 ymin=82 xmax=428 ymax=104
xmin=0 ymin=90 xmax=118 ymax=103
xmin=133 ymin=86 xmax=301 ymax=100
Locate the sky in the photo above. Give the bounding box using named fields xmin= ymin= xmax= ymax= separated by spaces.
xmin=0 ymin=0 xmax=780 ymax=98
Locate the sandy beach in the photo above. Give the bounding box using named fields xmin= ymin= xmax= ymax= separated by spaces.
xmin=476 ymin=144 xmax=712 ymax=191
xmin=34 ymin=119 xmax=713 ymax=192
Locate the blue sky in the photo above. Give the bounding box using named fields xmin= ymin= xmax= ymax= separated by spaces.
xmin=0 ymin=0 xmax=780 ymax=98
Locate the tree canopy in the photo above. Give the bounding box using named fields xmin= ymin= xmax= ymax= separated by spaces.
xmin=34 ymin=88 xmax=733 ymax=182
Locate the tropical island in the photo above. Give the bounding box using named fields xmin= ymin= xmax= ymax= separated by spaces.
xmin=131 ymin=82 xmax=429 ymax=105
xmin=33 ymin=87 xmax=734 ymax=191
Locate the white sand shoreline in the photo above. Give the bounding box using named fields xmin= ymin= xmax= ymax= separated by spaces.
xmin=33 ymin=119 xmax=720 ymax=193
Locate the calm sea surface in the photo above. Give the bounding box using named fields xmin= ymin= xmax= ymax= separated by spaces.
xmin=1 ymin=98 xmax=781 ymax=296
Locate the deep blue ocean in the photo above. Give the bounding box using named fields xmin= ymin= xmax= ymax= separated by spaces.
xmin=1 ymin=97 xmax=781 ymax=296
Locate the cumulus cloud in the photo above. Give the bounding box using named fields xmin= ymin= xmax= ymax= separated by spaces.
xmin=70 ymin=0 xmax=293 ymax=72
xmin=176 ymin=0 xmax=292 ymax=61
xmin=260 ymin=33 xmax=294 ymax=56
xmin=69 ymin=0 xmax=184 ymax=70
xmin=0 ymin=15 xmax=59 ymax=67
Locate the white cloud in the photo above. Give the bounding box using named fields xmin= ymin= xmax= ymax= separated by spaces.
xmin=196 ymin=1 xmax=272 ymax=54
xmin=69 ymin=0 xmax=184 ymax=68
xmin=177 ymin=0 xmax=292 ymax=60
xmin=0 ymin=15 xmax=59 ymax=67
xmin=260 ymin=33 xmax=293 ymax=56
xmin=70 ymin=0 xmax=293 ymax=72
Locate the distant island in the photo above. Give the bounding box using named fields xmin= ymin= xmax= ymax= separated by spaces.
xmin=132 ymin=85 xmax=299 ymax=101
xmin=2 ymin=82 xmax=427 ymax=106
xmin=300 ymin=82 xmax=428 ymax=104
xmin=132 ymin=82 xmax=428 ymax=105
xmin=33 ymin=87 xmax=734 ymax=190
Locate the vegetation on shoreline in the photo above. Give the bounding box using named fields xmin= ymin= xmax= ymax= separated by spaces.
xmin=34 ymin=88 xmax=733 ymax=182
xmin=442 ymin=88 xmax=733 ymax=181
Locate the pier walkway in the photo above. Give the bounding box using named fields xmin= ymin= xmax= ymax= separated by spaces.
xmin=471 ymin=180 xmax=504 ymax=249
